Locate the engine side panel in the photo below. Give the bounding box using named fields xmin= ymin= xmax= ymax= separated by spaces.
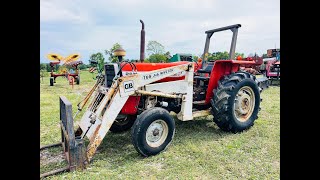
xmin=120 ymin=96 xmax=141 ymax=115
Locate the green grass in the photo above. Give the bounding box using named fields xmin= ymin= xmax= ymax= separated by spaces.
xmin=40 ymin=71 xmax=280 ymax=179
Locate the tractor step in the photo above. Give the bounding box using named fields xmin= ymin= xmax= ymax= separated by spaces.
xmin=193 ymin=100 xmax=206 ymax=105
xmin=192 ymin=109 xmax=211 ymax=119
xmin=40 ymin=96 xmax=88 ymax=179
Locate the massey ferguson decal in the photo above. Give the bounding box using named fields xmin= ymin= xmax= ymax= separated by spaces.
xmin=122 ymin=70 xmax=185 ymax=78
xmin=142 ymin=69 xmax=174 ymax=80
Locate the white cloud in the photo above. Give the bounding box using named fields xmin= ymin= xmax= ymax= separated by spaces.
xmin=40 ymin=0 xmax=91 ymax=24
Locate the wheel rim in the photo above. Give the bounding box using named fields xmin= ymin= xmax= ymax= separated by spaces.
xmin=234 ymin=86 xmax=255 ymax=122
xmin=146 ymin=120 xmax=169 ymax=148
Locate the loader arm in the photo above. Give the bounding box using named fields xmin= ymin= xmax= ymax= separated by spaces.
xmin=82 ymin=62 xmax=193 ymax=161
xmin=40 ymin=62 xmax=194 ymax=177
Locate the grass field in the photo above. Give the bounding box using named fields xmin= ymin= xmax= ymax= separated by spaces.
xmin=40 ymin=71 xmax=280 ymax=179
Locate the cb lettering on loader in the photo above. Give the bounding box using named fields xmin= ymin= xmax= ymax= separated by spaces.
xmin=124 ymin=81 xmax=134 ymax=92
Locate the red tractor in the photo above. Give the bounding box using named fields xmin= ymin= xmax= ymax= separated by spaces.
xmin=260 ymin=49 xmax=280 ymax=85
xmin=41 ymin=21 xmax=264 ymax=178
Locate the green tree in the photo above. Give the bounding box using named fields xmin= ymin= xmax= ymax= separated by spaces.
xmin=147 ymin=41 xmax=165 ymax=55
xmin=40 ymin=63 xmax=46 ymax=70
xmin=89 ymin=52 xmax=105 ymax=73
xmin=235 ymin=52 xmax=245 ymax=58
xmin=45 ymin=63 xmax=60 ymax=72
xmin=40 ymin=63 xmax=47 ymax=81
xmin=105 ymin=43 xmax=122 ymax=63
xmin=207 ymin=51 xmax=245 ymax=61
xmin=207 ymin=51 xmax=228 ymax=61
xmin=46 ymin=63 xmax=51 ymax=72
xmin=164 ymin=51 xmax=172 ymax=59
xmin=148 ymin=54 xmax=167 ymax=63
xmin=78 ymin=63 xmax=90 ymax=70
xmin=143 ymin=58 xmax=150 ymax=63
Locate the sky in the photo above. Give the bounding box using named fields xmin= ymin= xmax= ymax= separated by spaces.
xmin=40 ymin=0 xmax=280 ymax=64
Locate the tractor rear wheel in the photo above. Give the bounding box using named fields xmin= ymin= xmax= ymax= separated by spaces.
xmin=131 ymin=107 xmax=175 ymax=157
xmin=50 ymin=77 xmax=54 ymax=86
xmin=211 ymin=72 xmax=260 ymax=133
xmin=109 ymin=114 xmax=136 ymax=133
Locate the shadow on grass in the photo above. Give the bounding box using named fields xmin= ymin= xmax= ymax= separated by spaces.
xmin=269 ymin=79 xmax=280 ymax=86
xmin=40 ymin=119 xmax=234 ymax=174
xmin=90 ymin=119 xmax=232 ymax=164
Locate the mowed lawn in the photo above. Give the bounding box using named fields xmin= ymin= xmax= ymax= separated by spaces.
xmin=40 ymin=71 xmax=280 ymax=179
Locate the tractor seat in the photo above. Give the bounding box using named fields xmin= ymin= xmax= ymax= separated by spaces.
xmin=196 ymin=63 xmax=214 ymax=74
xmin=194 ymin=76 xmax=210 ymax=81
xmin=197 ymin=69 xmax=211 ymax=74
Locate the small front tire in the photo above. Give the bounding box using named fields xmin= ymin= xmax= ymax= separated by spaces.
xmin=131 ymin=107 xmax=175 ymax=157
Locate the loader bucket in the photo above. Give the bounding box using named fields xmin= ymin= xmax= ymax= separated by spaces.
xmin=40 ymin=96 xmax=88 ymax=178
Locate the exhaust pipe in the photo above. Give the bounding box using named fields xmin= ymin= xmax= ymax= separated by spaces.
xmin=140 ymin=19 xmax=145 ymax=62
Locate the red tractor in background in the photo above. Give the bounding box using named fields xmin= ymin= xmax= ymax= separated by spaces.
xmin=41 ymin=21 xmax=266 ymax=178
xmin=260 ymin=49 xmax=280 ymax=85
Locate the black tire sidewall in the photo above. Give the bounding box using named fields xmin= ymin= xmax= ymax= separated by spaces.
xmin=76 ymin=76 xmax=80 ymax=84
xmin=50 ymin=77 xmax=54 ymax=86
xmin=132 ymin=108 xmax=175 ymax=156
xmin=228 ymin=78 xmax=260 ymax=129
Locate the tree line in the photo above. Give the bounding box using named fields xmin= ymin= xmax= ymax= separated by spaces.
xmin=40 ymin=40 xmax=260 ymax=72
xmin=86 ymin=41 xmax=251 ymax=65
xmin=40 ymin=63 xmax=91 ymax=72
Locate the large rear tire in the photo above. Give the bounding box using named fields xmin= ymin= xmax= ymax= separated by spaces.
xmin=211 ymin=72 xmax=260 ymax=133
xmin=131 ymin=107 xmax=175 ymax=157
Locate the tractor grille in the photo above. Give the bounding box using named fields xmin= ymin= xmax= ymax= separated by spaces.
xmin=90 ymin=92 xmax=105 ymax=112
xmin=104 ymin=63 xmax=119 ymax=88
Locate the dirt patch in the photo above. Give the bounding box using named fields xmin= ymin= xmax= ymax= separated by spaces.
xmin=40 ymin=149 xmax=65 ymax=166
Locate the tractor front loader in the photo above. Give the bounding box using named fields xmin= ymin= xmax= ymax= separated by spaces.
xmin=40 ymin=22 xmax=264 ymax=178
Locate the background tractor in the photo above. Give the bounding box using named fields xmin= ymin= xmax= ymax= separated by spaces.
xmin=41 ymin=20 xmax=264 ymax=178
xmin=169 ymin=53 xmax=194 ymax=62
xmin=260 ymin=49 xmax=280 ymax=85
xmin=47 ymin=53 xmax=83 ymax=86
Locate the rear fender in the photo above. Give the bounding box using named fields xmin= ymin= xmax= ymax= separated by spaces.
xmin=205 ymin=60 xmax=257 ymax=104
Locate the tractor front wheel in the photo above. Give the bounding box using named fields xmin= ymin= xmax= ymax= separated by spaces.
xmin=131 ymin=107 xmax=175 ymax=157
xmin=211 ymin=72 xmax=260 ymax=133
